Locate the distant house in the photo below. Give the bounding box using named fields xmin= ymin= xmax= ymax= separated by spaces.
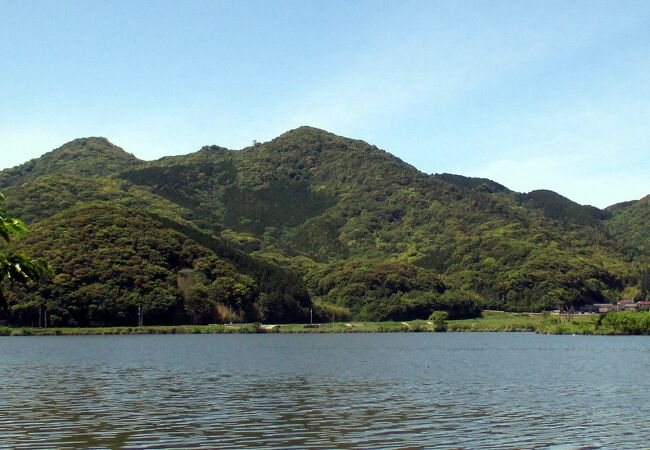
xmin=636 ymin=301 xmax=650 ymax=311
xmin=578 ymin=300 xmax=650 ymax=314
xmin=598 ymin=304 xmax=618 ymax=313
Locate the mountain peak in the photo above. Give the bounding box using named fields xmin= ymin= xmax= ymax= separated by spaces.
xmin=267 ymin=126 xmax=342 ymax=147
xmin=64 ymin=136 xmax=112 ymax=146
xmin=56 ymin=136 xmax=131 ymax=155
xmin=0 ymin=137 xmax=141 ymax=190
xmin=3 ymin=126 xmax=649 ymax=326
xmin=518 ymin=189 xmax=609 ymax=226
xmin=279 ymin=125 xmax=333 ymax=137
xmin=434 ymin=173 xmax=510 ymax=193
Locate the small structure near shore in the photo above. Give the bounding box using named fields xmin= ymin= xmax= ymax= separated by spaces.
xmin=579 ymin=300 xmax=650 ymax=314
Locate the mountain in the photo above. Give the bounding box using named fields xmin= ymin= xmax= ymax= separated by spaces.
xmin=0 ymin=137 xmax=141 ymax=190
xmin=517 ymin=190 xmax=610 ymax=227
xmin=433 ymin=173 xmax=509 ymax=194
xmin=605 ymin=195 xmax=650 ymax=259
xmin=1 ymin=126 xmax=648 ymax=326
xmin=7 ymin=201 xmax=311 ymax=327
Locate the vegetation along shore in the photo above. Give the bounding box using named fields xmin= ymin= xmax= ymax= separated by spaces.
xmin=3 ymin=311 xmax=650 ymax=336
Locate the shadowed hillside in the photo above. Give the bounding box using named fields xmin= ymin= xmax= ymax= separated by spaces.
xmin=518 ymin=189 xmax=610 ymax=226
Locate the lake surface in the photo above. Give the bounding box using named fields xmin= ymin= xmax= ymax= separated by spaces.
xmin=1 ymin=333 xmax=649 ymax=449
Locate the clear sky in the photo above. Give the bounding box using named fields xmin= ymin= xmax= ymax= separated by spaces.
xmin=1 ymin=0 xmax=649 ymax=208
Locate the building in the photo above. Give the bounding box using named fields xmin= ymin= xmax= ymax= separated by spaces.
xmin=635 ymin=301 xmax=650 ymax=311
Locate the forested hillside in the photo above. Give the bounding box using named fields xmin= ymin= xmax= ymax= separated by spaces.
xmin=605 ymin=195 xmax=650 ymax=259
xmin=0 ymin=127 xmax=647 ymax=326
xmin=0 ymin=138 xmax=140 ymax=189
xmin=6 ymin=199 xmax=311 ymax=327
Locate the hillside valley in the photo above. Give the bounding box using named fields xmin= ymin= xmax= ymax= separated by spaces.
xmin=1 ymin=127 xmax=648 ymax=326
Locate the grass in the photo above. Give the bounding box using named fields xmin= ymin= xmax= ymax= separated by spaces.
xmin=536 ymin=310 xmax=650 ymax=335
xmin=0 ymin=321 xmax=417 ymax=336
xmin=448 ymin=310 xmax=544 ymax=332
xmin=0 ymin=311 xmax=610 ymax=336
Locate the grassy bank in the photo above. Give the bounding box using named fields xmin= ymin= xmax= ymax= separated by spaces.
xmin=536 ymin=310 xmax=650 ymax=335
xmin=1 ymin=311 xmax=647 ymax=336
xmin=0 ymin=312 xmax=546 ymax=335
xmin=448 ymin=311 xmax=544 ymax=332
xmin=0 ymin=321 xmax=424 ymax=336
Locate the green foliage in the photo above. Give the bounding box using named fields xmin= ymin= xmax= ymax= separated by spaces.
xmin=426 ymin=290 xmax=482 ymax=319
xmin=448 ymin=310 xmax=543 ymax=332
xmin=537 ymin=311 xmax=650 ymax=335
xmin=305 ymin=260 xmax=445 ymax=320
xmin=5 ymin=202 xmax=309 ymax=326
xmin=313 ymin=300 xmax=352 ymax=322
xmin=0 ymin=127 xmax=646 ymax=326
xmin=434 ymin=173 xmax=508 ymax=193
xmin=0 ymin=137 xmax=140 ymax=190
xmin=114 ymin=127 xmax=644 ymax=314
xmin=7 ymin=202 xmax=208 ymax=326
xmin=428 ymin=311 xmax=448 ymax=331
xmin=258 ymin=290 xmax=311 ymax=324
xmin=605 ymin=195 xmax=650 ymax=260
xmin=2 ymin=174 xmax=195 ymax=225
xmin=641 ymin=268 xmax=650 ymax=297
xmin=406 ymin=320 xmax=430 ymax=332
xmin=238 ymin=322 xmax=264 ymax=333
xmin=0 ymin=193 xmax=48 ymax=306
xmin=518 ymin=190 xmax=610 ymax=226
xmin=599 ymin=311 xmax=650 ymax=334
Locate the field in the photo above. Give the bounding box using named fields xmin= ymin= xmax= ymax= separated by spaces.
xmin=0 ymin=311 xmax=605 ymax=336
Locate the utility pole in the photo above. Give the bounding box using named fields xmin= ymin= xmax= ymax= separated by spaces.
xmin=310 ymin=308 xmax=313 ymax=325
xmin=229 ymin=304 xmax=232 ymax=325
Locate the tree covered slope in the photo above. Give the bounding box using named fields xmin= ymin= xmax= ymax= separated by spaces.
xmin=7 ymin=202 xmax=311 ymax=326
xmin=0 ymin=126 xmax=647 ymax=326
xmin=0 ymin=137 xmax=140 ymax=189
xmin=605 ymin=195 xmax=650 ymax=260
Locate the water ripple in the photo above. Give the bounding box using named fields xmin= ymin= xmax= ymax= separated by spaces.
xmin=1 ymin=333 xmax=649 ymax=448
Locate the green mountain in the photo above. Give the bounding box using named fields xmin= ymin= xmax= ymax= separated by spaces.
xmin=605 ymin=195 xmax=650 ymax=259
xmin=1 ymin=127 xmax=647 ymax=326
xmin=517 ymin=190 xmax=610 ymax=227
xmin=0 ymin=137 xmax=140 ymax=190
xmin=7 ymin=201 xmax=311 ymax=327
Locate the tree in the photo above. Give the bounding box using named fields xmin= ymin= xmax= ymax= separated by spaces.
xmin=641 ymin=268 xmax=650 ymax=298
xmin=428 ymin=311 xmax=449 ymax=331
xmin=0 ymin=193 xmax=48 ymax=306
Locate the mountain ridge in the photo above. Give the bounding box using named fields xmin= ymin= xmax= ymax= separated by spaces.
xmin=0 ymin=137 xmax=140 ymax=189
xmin=1 ymin=127 xmax=648 ymax=326
xmin=1 ymin=127 xmax=633 ymax=212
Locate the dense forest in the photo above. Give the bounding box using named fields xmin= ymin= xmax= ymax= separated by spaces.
xmin=0 ymin=127 xmax=648 ymax=326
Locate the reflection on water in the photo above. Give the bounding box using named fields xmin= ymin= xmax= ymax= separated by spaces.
xmin=1 ymin=333 xmax=649 ymax=448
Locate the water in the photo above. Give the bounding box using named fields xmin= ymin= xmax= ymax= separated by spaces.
xmin=1 ymin=333 xmax=649 ymax=449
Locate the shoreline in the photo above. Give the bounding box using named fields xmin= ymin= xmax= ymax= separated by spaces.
xmin=2 ymin=311 xmax=648 ymax=336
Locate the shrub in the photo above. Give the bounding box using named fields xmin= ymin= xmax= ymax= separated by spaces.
xmin=408 ymin=320 xmax=430 ymax=332
xmin=428 ymin=311 xmax=449 ymax=331
xmin=314 ymin=300 xmax=351 ymax=322
xmin=239 ymin=322 xmax=264 ymax=333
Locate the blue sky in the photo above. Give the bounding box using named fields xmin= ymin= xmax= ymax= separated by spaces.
xmin=1 ymin=0 xmax=649 ymax=208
